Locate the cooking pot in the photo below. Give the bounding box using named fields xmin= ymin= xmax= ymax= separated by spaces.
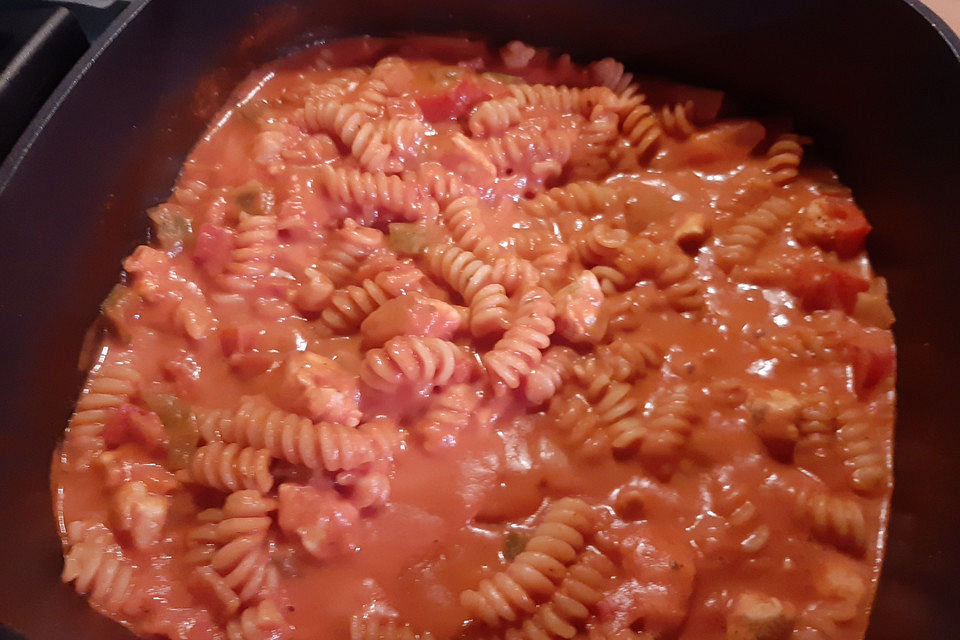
xmin=1 ymin=1 xmax=958 ymax=638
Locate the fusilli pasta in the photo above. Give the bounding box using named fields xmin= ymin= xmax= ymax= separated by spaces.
xmin=62 ymin=521 xmax=140 ymax=616
xmin=317 ymin=165 xmax=439 ymax=221
xmin=65 ymin=355 xmax=140 ymax=468
xmin=483 ymin=287 xmax=556 ymax=388
xmin=179 ymin=443 xmax=275 ymax=493
xmin=798 ymin=491 xmax=867 ymax=556
xmin=461 ymin=498 xmax=596 ymax=626
xmin=765 ymin=133 xmax=808 ymax=185
xmin=836 ymin=408 xmax=889 ymax=494
xmin=361 ymin=336 xmax=469 ymax=391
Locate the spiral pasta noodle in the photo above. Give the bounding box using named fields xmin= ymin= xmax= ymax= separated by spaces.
xmin=65 ymin=355 xmax=140 ymax=468
xmin=413 ymin=163 xmax=477 ymax=206
xmin=524 ymin=346 xmax=576 ymax=405
xmin=322 ymin=418 xmax=403 ymax=471
xmin=504 ymin=548 xmax=617 ymax=640
xmin=617 ymin=102 xmax=662 ymax=161
xmin=548 ymin=392 xmax=603 ymax=455
xmin=508 ymin=84 xmax=614 ymax=116
xmin=299 ymin=98 xmax=371 ymax=139
xmin=195 ymin=396 xmax=399 ymax=472
xmin=610 ymin=384 xmax=698 ymax=459
xmin=834 ymin=410 xmax=888 ymax=496
xmin=575 ymin=223 xmax=629 ymax=267
xmin=361 ymin=336 xmax=468 ymax=391
xmin=314 ymin=219 xmax=387 ymax=286
xmin=565 ymin=359 xmax=643 ymax=449
xmin=348 ymin=118 xmax=427 ymax=173
xmin=197 ymin=537 xmax=278 ymax=610
xmin=594 ymin=339 xmax=663 ymax=382
xmin=766 ymin=133 xmax=808 ymax=185
xmin=442 ymin=196 xmax=491 ymax=253
xmin=179 ymin=442 xmax=275 ymax=493
xmin=482 ymin=251 xmax=540 ymax=294
xmin=304 ymin=71 xmax=366 ymax=101
xmin=612 ymin=237 xmax=704 ymax=312
xmin=62 ymin=521 xmax=140 ymax=616
xmin=588 ymin=57 xmax=639 ymax=97
xmin=798 ymin=392 xmax=839 ymax=437
xmin=714 ymin=197 xmax=794 ymax=272
xmin=317 ymin=165 xmax=439 ymax=221
xmin=226 ymin=599 xmax=292 ymax=640
xmin=219 ymin=213 xmax=280 ymax=293
xmin=659 ymin=101 xmax=696 ymax=139
xmin=713 ymin=480 xmax=771 ymax=555
xmin=585 ymin=379 xmax=641 ymax=448
xmin=461 ymin=498 xmax=596 ymax=626
xmin=569 ymin=105 xmax=621 ymax=180
xmin=481 ymin=119 xmax=578 ymax=178
xmin=414 ymin=384 xmax=480 ymax=449
xmin=520 ymin=181 xmax=620 ymax=220
xmin=469 ymin=282 xmax=512 ymax=337
xmin=758 ymin=323 xmax=834 ymax=362
xmin=187 ymin=490 xmax=276 ymax=563
xmin=425 ymin=243 xmax=492 ymax=301
xmin=483 ymin=286 xmax=556 ymax=388
xmin=469 ymin=95 xmax=525 ymax=137
xmin=320 ymin=277 xmax=396 ymax=333
xmin=189 ymin=491 xmax=279 ymax=614
xmin=798 ymin=491 xmax=867 ymax=556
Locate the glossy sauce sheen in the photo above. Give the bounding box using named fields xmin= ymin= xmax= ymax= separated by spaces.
xmin=51 ymin=36 xmax=895 ymax=640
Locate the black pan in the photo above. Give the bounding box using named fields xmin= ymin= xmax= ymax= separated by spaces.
xmin=1 ymin=1 xmax=958 ymax=638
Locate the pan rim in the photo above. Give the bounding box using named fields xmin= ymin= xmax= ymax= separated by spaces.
xmin=1 ymin=0 xmax=959 ymax=197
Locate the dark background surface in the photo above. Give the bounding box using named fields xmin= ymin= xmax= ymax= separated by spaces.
xmin=1 ymin=0 xmax=959 ymax=638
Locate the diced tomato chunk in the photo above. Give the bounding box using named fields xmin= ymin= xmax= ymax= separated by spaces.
xmin=416 ymin=78 xmax=491 ymax=122
xmin=220 ymin=324 xmax=256 ymax=358
xmin=192 ymin=223 xmax=233 ymax=275
xmin=416 ymin=93 xmax=456 ymax=122
xmin=456 ymin=77 xmax=491 ymax=109
xmin=791 ymin=261 xmax=869 ymax=313
xmin=846 ymin=331 xmax=896 ymax=397
xmin=102 ymin=404 xmax=166 ymax=450
xmin=796 ymin=196 xmax=872 ymax=258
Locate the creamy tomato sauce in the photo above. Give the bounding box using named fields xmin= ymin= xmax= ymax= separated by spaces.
xmin=51 ymin=36 xmax=895 ymax=640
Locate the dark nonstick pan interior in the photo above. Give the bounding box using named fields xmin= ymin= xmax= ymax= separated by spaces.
xmin=1 ymin=1 xmax=958 ymax=638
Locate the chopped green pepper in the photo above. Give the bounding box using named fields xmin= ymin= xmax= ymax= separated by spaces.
xmin=148 ymin=204 xmax=195 ymax=251
xmin=101 ymin=284 xmax=140 ymax=342
xmin=430 ymin=67 xmax=464 ymax=89
xmin=231 ymin=180 xmax=271 ymax=216
xmin=387 ymin=223 xmax=429 ymax=256
xmin=145 ymin=394 xmax=198 ymax=470
xmin=814 ymin=181 xmax=851 ymax=197
xmin=503 ymin=531 xmax=528 ymax=561
xmin=237 ymin=99 xmax=267 ymax=124
xmin=482 ymin=72 xmax=521 ymax=85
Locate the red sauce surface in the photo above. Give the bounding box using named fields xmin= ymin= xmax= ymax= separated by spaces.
xmin=51 ymin=36 xmax=895 ymax=640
